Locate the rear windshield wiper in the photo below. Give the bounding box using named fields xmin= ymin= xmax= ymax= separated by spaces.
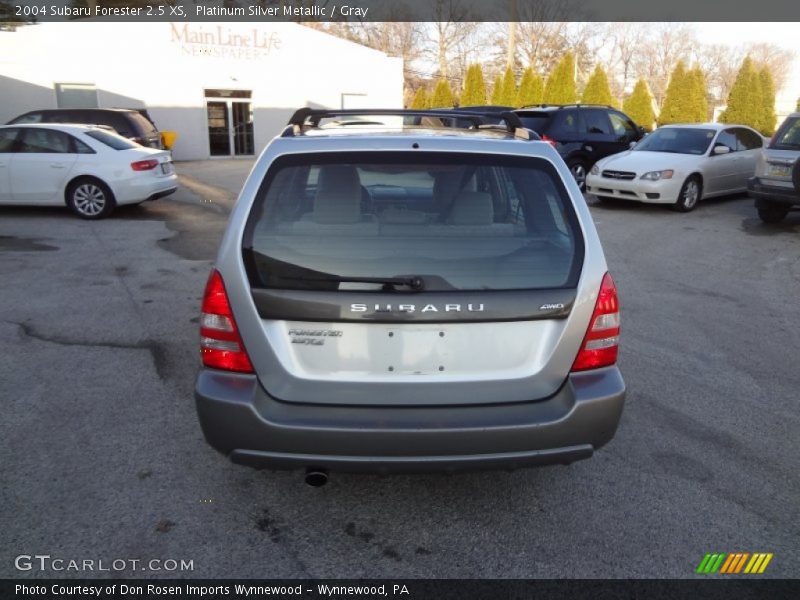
xmin=281 ymin=274 xmax=425 ymax=291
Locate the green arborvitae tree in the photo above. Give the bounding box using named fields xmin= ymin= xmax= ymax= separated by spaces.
xmin=490 ymin=74 xmax=505 ymax=105
xmin=719 ymin=57 xmax=760 ymax=128
xmin=686 ymin=66 xmax=709 ymax=123
xmin=430 ymin=79 xmax=455 ymax=109
xmin=516 ymin=67 xmax=544 ymax=108
xmin=499 ymin=67 xmax=518 ymax=106
xmin=543 ymin=52 xmax=577 ymax=105
xmin=460 ymin=64 xmax=487 ymax=107
xmin=410 ymin=87 xmax=430 ymax=109
xmin=658 ymin=61 xmax=689 ymax=125
xmin=581 ymin=65 xmax=616 ymax=107
xmin=757 ymin=67 xmax=777 ymax=136
xmin=623 ymin=79 xmax=656 ymax=131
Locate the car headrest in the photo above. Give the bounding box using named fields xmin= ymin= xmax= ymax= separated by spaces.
xmin=313 ymin=165 xmax=362 ymax=224
xmin=446 ymin=191 xmax=494 ymax=225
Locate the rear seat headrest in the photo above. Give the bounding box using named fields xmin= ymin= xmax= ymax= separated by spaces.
xmin=313 ymin=165 xmax=362 ymax=224
xmin=446 ymin=191 xmax=494 ymax=225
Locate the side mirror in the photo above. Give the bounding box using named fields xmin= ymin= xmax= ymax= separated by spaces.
xmin=637 ymin=126 xmax=646 ymax=137
xmin=712 ymin=144 xmax=731 ymax=155
xmin=629 ymin=141 xmax=637 ymax=149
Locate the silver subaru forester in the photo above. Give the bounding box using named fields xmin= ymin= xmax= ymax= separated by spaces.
xmin=194 ymin=109 xmax=625 ymax=484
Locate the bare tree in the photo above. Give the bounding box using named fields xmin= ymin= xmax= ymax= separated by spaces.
xmin=425 ymin=1 xmax=481 ymax=79
xmin=746 ymin=42 xmax=795 ymax=92
xmin=606 ymin=23 xmax=646 ymax=97
xmin=632 ymin=24 xmax=696 ymax=108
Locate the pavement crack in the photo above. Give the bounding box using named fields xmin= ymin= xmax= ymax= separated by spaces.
xmin=7 ymin=320 xmax=171 ymax=382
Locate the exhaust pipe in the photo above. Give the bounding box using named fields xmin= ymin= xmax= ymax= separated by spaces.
xmin=305 ymin=468 xmax=328 ymax=487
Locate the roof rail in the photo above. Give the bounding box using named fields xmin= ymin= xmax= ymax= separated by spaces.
xmin=285 ymin=108 xmax=537 ymax=141
xmin=518 ymin=103 xmax=616 ymax=110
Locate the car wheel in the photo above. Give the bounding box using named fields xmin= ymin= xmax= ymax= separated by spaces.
xmin=672 ymin=176 xmax=702 ymax=212
xmin=757 ymin=204 xmax=789 ymax=223
xmin=567 ymin=159 xmax=588 ymax=192
xmin=66 ymin=178 xmax=115 ymax=219
xmin=793 ymin=160 xmax=800 ymax=197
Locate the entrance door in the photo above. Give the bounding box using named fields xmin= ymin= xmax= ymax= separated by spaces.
xmin=205 ymin=89 xmax=254 ymax=157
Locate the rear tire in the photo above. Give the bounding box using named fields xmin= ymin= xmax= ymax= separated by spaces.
xmin=793 ymin=160 xmax=800 ymax=197
xmin=757 ymin=204 xmax=789 ymax=223
xmin=66 ymin=178 xmax=115 ymax=220
xmin=567 ymin=158 xmax=588 ymax=192
xmin=672 ymin=176 xmax=702 ymax=212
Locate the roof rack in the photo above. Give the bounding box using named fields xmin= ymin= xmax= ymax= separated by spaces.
xmin=284 ymin=108 xmax=537 ymax=141
xmin=519 ymin=103 xmax=616 ymax=110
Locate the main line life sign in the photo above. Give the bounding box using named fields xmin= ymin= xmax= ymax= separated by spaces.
xmin=170 ymin=24 xmax=282 ymax=60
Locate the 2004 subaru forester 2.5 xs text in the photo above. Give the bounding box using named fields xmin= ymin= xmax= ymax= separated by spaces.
xmin=194 ymin=109 xmax=625 ymax=484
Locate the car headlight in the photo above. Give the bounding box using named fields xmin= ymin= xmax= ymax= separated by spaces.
xmin=590 ymin=164 xmax=600 ymax=175
xmin=640 ymin=170 xmax=674 ymax=181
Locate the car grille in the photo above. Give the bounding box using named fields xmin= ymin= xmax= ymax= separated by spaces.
xmin=602 ymin=170 xmax=636 ymax=180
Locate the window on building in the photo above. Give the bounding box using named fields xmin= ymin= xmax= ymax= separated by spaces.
xmin=55 ymin=83 xmax=98 ymax=109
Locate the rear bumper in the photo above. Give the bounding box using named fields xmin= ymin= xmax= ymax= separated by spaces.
xmin=748 ymin=177 xmax=799 ymax=206
xmin=194 ymin=367 xmax=626 ymax=473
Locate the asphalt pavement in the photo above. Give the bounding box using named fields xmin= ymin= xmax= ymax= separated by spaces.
xmin=0 ymin=162 xmax=798 ymax=579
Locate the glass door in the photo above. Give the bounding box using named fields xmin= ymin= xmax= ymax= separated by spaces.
xmin=206 ymin=101 xmax=230 ymax=157
xmin=205 ymin=90 xmax=254 ymax=157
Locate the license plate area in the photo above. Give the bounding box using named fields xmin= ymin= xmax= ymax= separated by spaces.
xmin=377 ymin=327 xmax=450 ymax=375
xmin=161 ymin=162 xmax=173 ymax=175
xmin=768 ymin=163 xmax=791 ymax=178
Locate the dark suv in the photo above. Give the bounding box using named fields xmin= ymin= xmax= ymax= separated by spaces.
xmin=7 ymin=108 xmax=163 ymax=149
xmin=515 ymin=105 xmax=645 ymax=190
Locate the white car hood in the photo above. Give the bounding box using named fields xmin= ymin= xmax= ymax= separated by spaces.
xmin=597 ymin=150 xmax=703 ymax=175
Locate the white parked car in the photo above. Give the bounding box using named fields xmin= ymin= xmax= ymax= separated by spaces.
xmin=586 ymin=123 xmax=764 ymax=212
xmin=0 ymin=124 xmax=177 ymax=219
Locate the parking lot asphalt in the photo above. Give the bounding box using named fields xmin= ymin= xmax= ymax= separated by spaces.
xmin=1 ymin=162 xmax=798 ymax=579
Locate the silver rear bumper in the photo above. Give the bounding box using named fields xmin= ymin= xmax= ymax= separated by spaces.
xmin=194 ymin=367 xmax=625 ymax=473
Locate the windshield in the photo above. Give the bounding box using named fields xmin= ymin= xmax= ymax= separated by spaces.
xmin=243 ymin=152 xmax=583 ymax=292
xmin=770 ymin=117 xmax=800 ymax=150
xmin=634 ymin=128 xmax=716 ymax=155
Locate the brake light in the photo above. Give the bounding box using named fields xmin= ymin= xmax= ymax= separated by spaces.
xmin=131 ymin=159 xmax=159 ymax=171
xmin=541 ymin=134 xmax=558 ymax=148
xmin=200 ymin=270 xmax=253 ymax=373
xmin=571 ymin=273 xmax=620 ymax=372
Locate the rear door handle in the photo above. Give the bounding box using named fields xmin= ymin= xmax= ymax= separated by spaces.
xmin=50 ymin=163 xmax=66 ymax=168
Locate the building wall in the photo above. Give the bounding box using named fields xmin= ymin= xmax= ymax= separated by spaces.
xmin=0 ymin=22 xmax=403 ymax=160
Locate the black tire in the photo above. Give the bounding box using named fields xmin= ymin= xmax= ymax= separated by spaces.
xmin=757 ymin=204 xmax=789 ymax=223
xmin=672 ymin=175 xmax=702 ymax=212
xmin=567 ymin=158 xmax=589 ymax=192
xmin=792 ymin=160 xmax=800 ymax=197
xmin=66 ymin=178 xmax=115 ymax=219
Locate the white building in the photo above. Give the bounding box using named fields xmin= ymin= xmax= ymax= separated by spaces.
xmin=0 ymin=22 xmax=403 ymax=160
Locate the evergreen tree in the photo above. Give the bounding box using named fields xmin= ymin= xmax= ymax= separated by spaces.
xmin=499 ymin=67 xmax=518 ymax=106
xmin=719 ymin=57 xmax=759 ymax=128
xmin=430 ymin=79 xmax=455 ymax=108
xmin=460 ymin=64 xmax=487 ymax=107
xmin=757 ymin=67 xmax=777 ymax=136
xmin=543 ymin=52 xmax=577 ymax=105
xmin=410 ymin=87 xmax=430 ymax=109
xmin=581 ymin=65 xmax=615 ymax=106
xmin=686 ymin=66 xmax=709 ymax=123
xmin=490 ymin=74 xmax=504 ymax=105
xmin=659 ymin=61 xmax=689 ymax=125
xmin=623 ymin=79 xmax=656 ymax=131
xmin=515 ymin=67 xmax=544 ymax=108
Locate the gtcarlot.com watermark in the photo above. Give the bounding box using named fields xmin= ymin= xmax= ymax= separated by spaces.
xmin=14 ymin=554 xmax=194 ymax=573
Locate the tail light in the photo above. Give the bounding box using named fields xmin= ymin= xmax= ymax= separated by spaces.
xmin=571 ymin=273 xmax=620 ymax=372
xmin=541 ymin=134 xmax=558 ymax=148
xmin=200 ymin=270 xmax=254 ymax=373
xmin=131 ymin=159 xmax=158 ymax=171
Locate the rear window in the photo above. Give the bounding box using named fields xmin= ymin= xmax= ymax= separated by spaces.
xmin=242 ymin=152 xmax=584 ymax=292
xmin=83 ymin=129 xmax=138 ymax=150
xmin=128 ymin=112 xmax=158 ymax=135
xmin=770 ymin=116 xmax=800 ymax=150
xmin=516 ymin=112 xmax=553 ymax=134
xmin=9 ymin=113 xmax=42 ymax=124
